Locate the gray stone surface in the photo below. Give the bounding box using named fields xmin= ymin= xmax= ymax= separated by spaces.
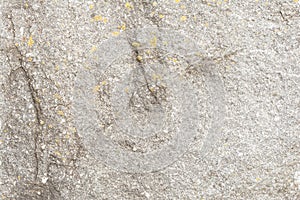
xmin=0 ymin=0 xmax=299 ymax=199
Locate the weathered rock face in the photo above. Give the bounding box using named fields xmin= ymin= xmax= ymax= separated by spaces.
xmin=0 ymin=0 xmax=299 ymax=199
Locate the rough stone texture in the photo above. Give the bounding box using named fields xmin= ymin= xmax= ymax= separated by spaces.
xmin=0 ymin=0 xmax=299 ymax=199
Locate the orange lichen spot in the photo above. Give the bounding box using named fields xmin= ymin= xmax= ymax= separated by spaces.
xmin=28 ymin=35 xmax=34 ymax=47
xmin=180 ymin=15 xmax=187 ymax=22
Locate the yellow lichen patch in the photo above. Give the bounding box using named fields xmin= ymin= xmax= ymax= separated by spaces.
xmin=112 ymin=31 xmax=120 ymax=36
xmin=15 ymin=43 xmax=19 ymax=46
xmin=149 ymin=87 xmax=155 ymax=92
xmin=225 ymin=65 xmax=231 ymax=71
xmin=175 ymin=0 xmax=181 ymax=3
xmin=294 ymin=0 xmax=299 ymax=3
xmin=57 ymin=110 xmax=65 ymax=116
xmin=124 ymin=87 xmax=129 ymax=93
xmin=55 ymin=65 xmax=60 ymax=71
xmin=180 ymin=15 xmax=187 ymax=22
xmin=152 ymin=74 xmax=161 ymax=80
xmin=90 ymin=46 xmax=97 ymax=52
xmin=55 ymin=151 xmax=61 ymax=157
xmin=89 ymin=4 xmax=94 ymax=9
xmin=150 ymin=36 xmax=157 ymax=47
xmin=159 ymin=14 xmax=164 ymax=19
xmin=28 ymin=35 xmax=34 ymax=47
xmin=136 ymin=55 xmax=143 ymax=62
xmin=150 ymin=11 xmax=155 ymax=17
xmin=93 ymin=15 xmax=103 ymax=21
xmin=84 ymin=65 xmax=91 ymax=70
xmin=102 ymin=17 xmax=108 ymax=23
xmin=255 ymin=177 xmax=261 ymax=182
xmin=27 ymin=57 xmax=33 ymax=62
xmin=125 ymin=2 xmax=133 ymax=10
xmin=195 ymin=52 xmax=202 ymax=57
xmin=169 ymin=57 xmax=178 ymax=62
xmin=93 ymin=15 xmax=108 ymax=23
xmin=93 ymin=85 xmax=101 ymax=93
xmin=101 ymin=80 xmax=107 ymax=85
xmin=65 ymin=133 xmax=71 ymax=139
xmin=119 ymin=23 xmax=126 ymax=31
xmin=153 ymin=2 xmax=158 ymax=6
xmin=69 ymin=127 xmax=76 ymax=133
xmin=40 ymin=120 xmax=45 ymax=125
xmin=132 ymin=42 xmax=141 ymax=47
xmin=18 ymin=176 xmax=21 ymax=181
xmin=54 ymin=93 xmax=62 ymax=100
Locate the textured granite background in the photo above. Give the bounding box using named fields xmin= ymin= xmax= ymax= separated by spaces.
xmin=0 ymin=0 xmax=299 ymax=199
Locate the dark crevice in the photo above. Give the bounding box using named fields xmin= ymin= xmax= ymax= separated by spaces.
xmin=6 ymin=11 xmax=43 ymax=181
